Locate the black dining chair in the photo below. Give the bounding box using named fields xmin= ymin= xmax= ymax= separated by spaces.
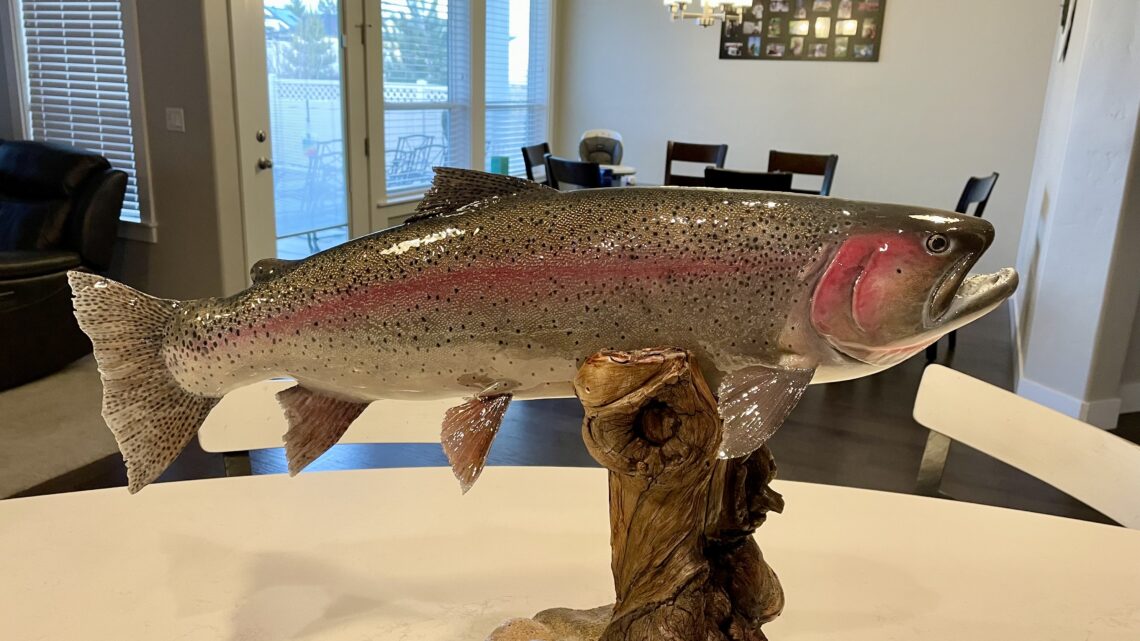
xmin=954 ymin=172 xmax=1000 ymax=218
xmin=544 ymin=154 xmax=603 ymax=190
xmin=926 ymin=172 xmax=1000 ymax=362
xmin=664 ymin=141 xmax=728 ymax=187
xmin=522 ymin=142 xmax=552 ymax=185
xmin=767 ymin=150 xmax=839 ymax=196
xmin=704 ymin=167 xmax=794 ymax=192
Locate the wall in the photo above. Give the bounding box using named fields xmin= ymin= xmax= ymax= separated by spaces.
xmin=1119 ymin=296 xmax=1140 ymax=413
xmin=554 ymin=0 xmax=1056 ymax=274
xmin=1013 ymin=0 xmax=1140 ymax=427
xmin=0 ymin=2 xmax=21 ymax=139
xmin=0 ymin=0 xmax=243 ymax=299
xmin=108 ymin=0 xmax=245 ymax=300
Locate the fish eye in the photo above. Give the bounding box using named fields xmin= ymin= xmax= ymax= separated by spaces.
xmin=926 ymin=233 xmax=950 ymax=254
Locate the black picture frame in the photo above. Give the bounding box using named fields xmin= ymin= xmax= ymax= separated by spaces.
xmin=718 ymin=0 xmax=886 ymax=62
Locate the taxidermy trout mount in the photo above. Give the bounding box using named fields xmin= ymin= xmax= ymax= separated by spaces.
xmin=70 ymin=168 xmax=1016 ymax=639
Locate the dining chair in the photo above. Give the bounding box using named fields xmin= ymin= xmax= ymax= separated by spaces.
xmin=767 ymin=150 xmax=839 ymax=195
xmin=926 ymin=172 xmax=1000 ymax=361
xmin=521 ymin=142 xmax=551 ymax=185
xmin=545 ymin=154 xmax=603 ymax=190
xmin=704 ymin=167 xmax=794 ymax=192
xmin=912 ymin=365 xmax=1140 ymax=529
xmin=664 ymin=141 xmax=728 ymax=187
xmin=955 ymin=172 xmax=1000 ymax=218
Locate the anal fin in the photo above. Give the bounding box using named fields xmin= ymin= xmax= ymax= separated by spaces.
xmin=441 ymin=392 xmax=513 ymax=493
xmin=277 ymin=385 xmax=368 ymax=475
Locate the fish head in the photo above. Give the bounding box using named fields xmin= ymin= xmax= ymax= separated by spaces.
xmin=809 ymin=210 xmax=1017 ymax=367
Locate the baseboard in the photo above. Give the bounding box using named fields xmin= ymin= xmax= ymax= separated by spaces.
xmin=1016 ymin=376 xmax=1120 ymax=429
xmin=1119 ymin=381 xmax=1140 ymax=414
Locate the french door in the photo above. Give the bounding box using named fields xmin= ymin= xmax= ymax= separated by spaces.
xmin=230 ymin=0 xmax=371 ymax=264
xmin=230 ymin=0 xmax=551 ymax=266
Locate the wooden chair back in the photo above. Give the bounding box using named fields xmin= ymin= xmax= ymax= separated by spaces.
xmin=704 ymin=167 xmax=794 ymax=191
xmin=521 ymin=142 xmax=552 ymax=184
xmin=955 ymin=172 xmax=1000 ymax=218
xmin=767 ymin=150 xmax=839 ymax=195
xmin=913 ymin=365 xmax=1140 ymax=528
xmin=664 ymin=141 xmax=728 ymax=187
xmin=545 ymin=154 xmax=603 ymax=190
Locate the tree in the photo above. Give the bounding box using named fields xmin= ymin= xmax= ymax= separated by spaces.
xmin=382 ymin=0 xmax=449 ymax=85
xmin=280 ymin=3 xmax=337 ymax=80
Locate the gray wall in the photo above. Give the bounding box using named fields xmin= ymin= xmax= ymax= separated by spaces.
xmin=0 ymin=6 xmax=20 ymax=140
xmin=107 ymin=0 xmax=232 ymax=299
xmin=554 ymin=0 xmax=1056 ymax=275
xmin=2 ymin=1 xmax=241 ymax=299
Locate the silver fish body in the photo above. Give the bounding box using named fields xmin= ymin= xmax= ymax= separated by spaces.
xmin=69 ymin=169 xmax=1017 ymax=491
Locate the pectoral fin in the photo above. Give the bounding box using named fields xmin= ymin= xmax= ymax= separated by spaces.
xmin=441 ymin=392 xmax=513 ymax=493
xmin=717 ymin=366 xmax=815 ymax=459
xmin=277 ymin=385 xmax=369 ymax=475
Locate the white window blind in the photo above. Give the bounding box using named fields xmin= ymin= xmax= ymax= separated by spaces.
xmin=380 ymin=0 xmax=470 ymax=197
xmin=19 ymin=0 xmax=146 ymax=223
xmin=484 ymin=0 xmax=548 ymax=177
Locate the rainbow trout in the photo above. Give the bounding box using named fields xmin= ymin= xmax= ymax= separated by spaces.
xmin=70 ymin=169 xmax=1016 ymax=493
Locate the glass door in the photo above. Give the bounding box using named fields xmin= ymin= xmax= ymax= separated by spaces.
xmin=263 ymin=0 xmax=350 ymax=258
xmin=231 ymin=0 xmax=358 ymax=265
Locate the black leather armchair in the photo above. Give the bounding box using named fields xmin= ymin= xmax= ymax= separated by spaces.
xmin=0 ymin=140 xmax=127 ymax=390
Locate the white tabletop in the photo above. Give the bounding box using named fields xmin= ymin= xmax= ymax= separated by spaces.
xmin=599 ymin=164 xmax=636 ymax=176
xmin=2 ymin=468 xmax=1138 ymax=640
xmin=198 ymin=380 xmax=458 ymax=452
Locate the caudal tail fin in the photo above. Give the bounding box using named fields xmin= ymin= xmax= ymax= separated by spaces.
xmin=68 ymin=271 xmax=219 ymax=493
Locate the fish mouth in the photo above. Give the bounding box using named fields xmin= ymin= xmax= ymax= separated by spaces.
xmin=927 ymin=266 xmax=1019 ymax=330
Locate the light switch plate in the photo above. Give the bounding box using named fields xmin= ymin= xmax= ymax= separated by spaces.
xmin=165 ymin=107 xmax=185 ymax=133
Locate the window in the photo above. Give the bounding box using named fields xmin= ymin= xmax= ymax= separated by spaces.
xmin=17 ymin=0 xmax=149 ymax=224
xmin=381 ymin=0 xmax=470 ymax=197
xmin=377 ymin=0 xmax=550 ymax=197
xmin=485 ymin=0 xmax=548 ymax=177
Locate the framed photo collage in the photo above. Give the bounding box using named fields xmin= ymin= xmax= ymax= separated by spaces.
xmin=719 ymin=0 xmax=886 ymax=62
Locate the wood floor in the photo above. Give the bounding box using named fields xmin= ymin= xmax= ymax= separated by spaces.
xmin=17 ymin=302 xmax=1140 ymax=526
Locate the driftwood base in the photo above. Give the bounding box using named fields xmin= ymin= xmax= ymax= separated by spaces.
xmin=488 ymin=348 xmax=785 ymax=641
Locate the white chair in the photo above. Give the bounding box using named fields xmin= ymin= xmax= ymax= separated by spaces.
xmin=198 ymin=380 xmax=460 ymax=475
xmin=913 ymin=365 xmax=1140 ymax=529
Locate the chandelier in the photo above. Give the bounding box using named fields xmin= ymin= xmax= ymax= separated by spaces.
xmin=663 ymin=0 xmax=751 ymax=27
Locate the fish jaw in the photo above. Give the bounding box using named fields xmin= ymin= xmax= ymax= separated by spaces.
xmin=929 ymin=267 xmax=1018 ymax=333
xmin=823 ymin=267 xmax=1018 ymax=367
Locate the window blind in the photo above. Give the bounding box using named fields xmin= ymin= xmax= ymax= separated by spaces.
xmin=485 ymin=0 xmax=548 ymax=177
xmin=19 ymin=0 xmax=145 ymax=223
xmin=380 ymin=0 xmax=470 ymax=196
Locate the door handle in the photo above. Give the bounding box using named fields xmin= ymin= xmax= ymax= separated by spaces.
xmin=257 ymin=157 xmax=274 ymax=170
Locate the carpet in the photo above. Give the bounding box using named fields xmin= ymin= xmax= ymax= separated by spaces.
xmin=0 ymin=356 xmax=117 ymax=498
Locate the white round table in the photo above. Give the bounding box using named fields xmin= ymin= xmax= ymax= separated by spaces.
xmin=1 ymin=467 xmax=1138 ymax=640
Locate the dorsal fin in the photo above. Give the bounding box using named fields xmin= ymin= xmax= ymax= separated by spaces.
xmin=250 ymin=257 xmax=301 ymax=284
xmin=407 ymin=167 xmax=556 ymax=224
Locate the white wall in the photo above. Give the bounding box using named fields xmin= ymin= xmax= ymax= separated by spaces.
xmin=554 ymin=0 xmax=1056 ymax=274
xmin=1013 ymin=0 xmax=1140 ymax=427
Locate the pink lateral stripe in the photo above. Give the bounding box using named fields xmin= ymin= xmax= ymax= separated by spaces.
xmin=255 ymin=254 xmax=762 ymax=339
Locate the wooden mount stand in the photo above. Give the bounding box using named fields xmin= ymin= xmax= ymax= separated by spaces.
xmin=489 ymin=348 xmax=785 ymax=641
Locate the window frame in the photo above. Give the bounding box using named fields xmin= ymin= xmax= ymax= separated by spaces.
xmin=8 ymin=0 xmax=157 ymax=242
xmin=365 ymin=0 xmax=554 ymax=214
